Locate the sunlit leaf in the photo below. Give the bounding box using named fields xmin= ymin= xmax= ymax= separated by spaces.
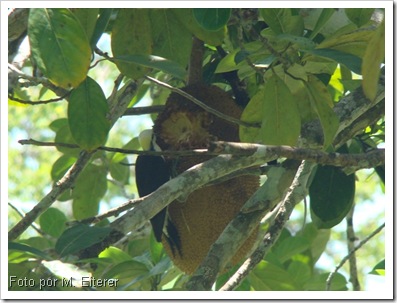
xmin=305 ymin=76 xmax=339 ymax=148
xmin=111 ymin=9 xmax=152 ymax=79
xmin=28 ymin=8 xmax=91 ymax=88
xmin=68 ymin=77 xmax=110 ymax=151
xmin=362 ymin=19 xmax=385 ymax=101
xmin=72 ymin=163 xmax=107 ymax=220
xmin=39 ymin=207 xmax=67 ymax=237
xmin=345 ymin=8 xmax=375 ymax=27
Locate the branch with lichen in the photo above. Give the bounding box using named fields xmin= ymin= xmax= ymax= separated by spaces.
xmin=18 ymin=138 xmax=385 ymax=170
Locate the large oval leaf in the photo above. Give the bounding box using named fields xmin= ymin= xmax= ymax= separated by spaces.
xmin=309 ymin=165 xmax=355 ymax=229
xmin=68 ymin=77 xmax=110 ymax=151
xmin=362 ymin=18 xmax=385 ymax=101
xmin=192 ymin=8 xmax=231 ymax=31
xmin=55 ymin=223 xmax=112 ymax=256
xmin=39 ymin=207 xmax=67 ymax=237
xmin=28 ymin=8 xmax=91 ymax=88
xmin=172 ymin=9 xmax=225 ymax=46
xmin=240 ymin=73 xmax=301 ymax=146
xmin=260 ymin=74 xmax=301 ymax=145
xmin=111 ymin=9 xmax=152 ymax=79
xmin=72 ymin=163 xmax=108 ymax=220
xmin=305 ymin=76 xmax=339 ymax=148
xmin=150 ymin=9 xmax=192 ymax=66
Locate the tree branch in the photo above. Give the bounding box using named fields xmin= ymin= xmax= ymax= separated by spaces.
xmin=187 ymin=161 xmax=315 ymax=290
xmin=346 ymin=204 xmax=360 ymax=291
xmin=8 ymin=80 xmax=140 ymax=240
xmin=18 ymin=139 xmax=385 ymax=170
xmin=185 ymin=69 xmax=385 ymax=290
xmin=326 ymin=222 xmax=385 ymax=291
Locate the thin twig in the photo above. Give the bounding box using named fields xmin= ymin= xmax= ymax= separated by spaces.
xmin=325 ymin=222 xmax=385 ymax=291
xmin=123 ymin=105 xmax=165 ymax=116
xmin=346 ymin=204 xmax=360 ymax=290
xmin=144 ymin=75 xmax=260 ymax=129
xmin=18 ymin=139 xmax=385 ymax=169
xmin=8 ymin=92 xmax=69 ymax=105
xmin=8 ymin=202 xmax=44 ymax=236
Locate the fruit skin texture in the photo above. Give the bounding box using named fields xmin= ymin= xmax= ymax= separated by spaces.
xmin=153 ymin=83 xmax=259 ymax=274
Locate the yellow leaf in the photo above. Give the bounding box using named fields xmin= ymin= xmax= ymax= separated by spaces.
xmin=362 ymin=19 xmax=385 ymax=101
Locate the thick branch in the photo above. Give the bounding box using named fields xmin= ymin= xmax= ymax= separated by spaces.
xmin=19 ymin=139 xmax=384 ymax=170
xmin=187 ymin=161 xmax=315 ymax=290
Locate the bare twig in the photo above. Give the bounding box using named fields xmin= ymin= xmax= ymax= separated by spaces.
xmin=8 ymin=64 xmax=69 ymax=97
xmin=18 ymin=139 xmax=385 ymax=170
xmin=145 ymin=75 xmax=260 ymax=129
xmin=8 ymin=81 xmax=140 ymax=240
xmin=346 ymin=204 xmax=360 ymax=291
xmin=8 ymin=92 xmax=69 ymax=105
xmin=325 ymin=222 xmax=385 ymax=291
xmin=122 ymin=105 xmax=165 ymax=116
xmin=8 ymin=202 xmax=44 ymax=236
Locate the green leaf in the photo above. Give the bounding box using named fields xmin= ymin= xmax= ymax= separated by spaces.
xmin=39 ymin=207 xmax=67 ymax=237
xmin=240 ymin=74 xmax=301 ymax=145
xmin=362 ymin=19 xmax=384 ymax=101
xmin=54 ymin=122 xmax=80 ymax=157
xmin=149 ymin=232 xmax=163 ymax=264
xmin=55 ymin=223 xmax=112 ymax=256
xmin=277 ymin=34 xmax=316 ymax=51
xmin=345 ymin=8 xmax=375 ymax=27
xmin=287 ymin=261 xmax=312 ymax=288
xmin=172 ymin=9 xmax=225 ymax=46
xmin=369 ymin=259 xmax=385 ymax=276
xmin=99 ymin=246 xmax=132 ymax=264
xmin=90 ymin=9 xmax=113 ymax=48
xmin=70 ymin=8 xmax=99 ymax=44
xmin=309 ymin=48 xmax=362 ymax=75
xmin=111 ymin=9 xmax=152 ymax=79
xmin=300 ymin=223 xmax=331 ymax=264
xmin=272 ymin=236 xmax=311 ymax=263
xmin=316 ymin=28 xmax=374 ymax=59
xmin=9 ymin=242 xmax=51 ymax=260
xmin=304 ymin=272 xmax=347 ymax=290
xmin=51 ymin=155 xmax=76 ymax=182
xmin=72 ymin=163 xmax=107 ymax=220
xmin=305 ymin=76 xmax=339 ymax=148
xmin=28 ymin=8 xmax=91 ymax=88
xmin=260 ymin=8 xmax=303 ymax=36
xmin=309 ymin=165 xmax=355 ymax=229
xmin=308 ymin=8 xmax=336 ymax=39
xmin=68 ymin=77 xmax=110 ymax=151
xmin=192 ymin=8 xmax=231 ymax=31
xmin=150 ymin=9 xmax=192 ymax=66
xmin=109 ymin=160 xmax=129 ymax=184
xmin=112 ymin=55 xmax=186 ymax=80
xmin=261 ymin=74 xmax=301 ymax=145
xmin=249 ymin=260 xmax=298 ymax=291
xmin=102 ymin=260 xmax=149 ymax=281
